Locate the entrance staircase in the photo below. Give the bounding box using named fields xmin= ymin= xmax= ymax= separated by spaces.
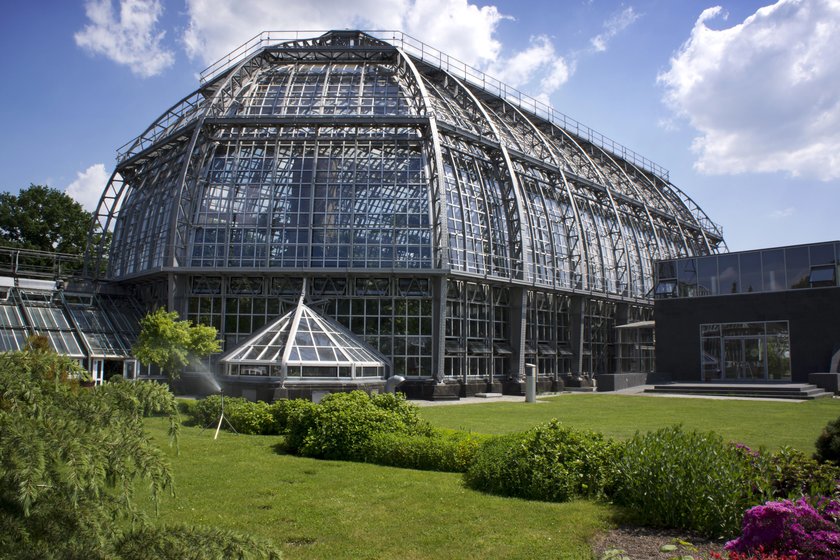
xmin=644 ymin=383 xmax=833 ymax=400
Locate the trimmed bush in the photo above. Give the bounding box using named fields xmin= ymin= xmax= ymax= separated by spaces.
xmin=283 ymin=398 xmax=319 ymax=451
xmin=815 ymin=416 xmax=840 ymax=465
xmin=464 ymin=419 xmax=622 ymax=502
xmin=724 ymin=498 xmax=840 ymax=560
xmin=362 ymin=428 xmax=488 ymax=472
xmin=615 ymin=425 xmax=757 ymax=538
xmin=269 ymin=398 xmax=314 ymax=433
xmin=188 ymin=395 xmax=277 ymax=435
xmin=289 ymin=391 xmax=431 ymax=460
xmin=226 ymin=399 xmax=276 ymax=435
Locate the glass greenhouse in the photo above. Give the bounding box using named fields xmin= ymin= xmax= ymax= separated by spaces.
xmin=84 ymin=30 xmax=725 ymax=399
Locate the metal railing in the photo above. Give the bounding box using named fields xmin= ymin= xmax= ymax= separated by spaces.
xmin=0 ymin=247 xmax=96 ymax=280
xmin=198 ymin=30 xmax=672 ymax=181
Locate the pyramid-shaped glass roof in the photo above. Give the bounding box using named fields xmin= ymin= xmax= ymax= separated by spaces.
xmin=220 ymin=299 xmax=387 ymax=380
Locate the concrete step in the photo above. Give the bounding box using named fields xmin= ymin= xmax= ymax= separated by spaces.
xmin=643 ymin=383 xmax=833 ymax=400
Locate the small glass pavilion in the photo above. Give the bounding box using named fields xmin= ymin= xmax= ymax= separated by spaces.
xmin=220 ymin=298 xmax=388 ymax=381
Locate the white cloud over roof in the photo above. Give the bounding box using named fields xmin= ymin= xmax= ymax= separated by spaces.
xmin=182 ymin=0 xmax=505 ymax=69
xmin=65 ymin=163 xmax=109 ymax=212
xmin=659 ymin=0 xmax=840 ymax=181
xmin=74 ymin=0 xmax=175 ymax=78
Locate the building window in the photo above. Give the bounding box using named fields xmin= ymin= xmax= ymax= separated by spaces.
xmin=699 ymin=321 xmax=790 ymax=381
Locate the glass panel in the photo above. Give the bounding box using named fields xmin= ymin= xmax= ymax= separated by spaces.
xmin=723 ymin=338 xmax=742 ymax=380
xmin=718 ymin=254 xmax=739 ymax=294
xmin=810 ymin=265 xmax=836 ymax=287
xmin=739 ymin=252 xmax=762 ymax=293
xmin=742 ymin=338 xmax=764 ymax=380
xmin=702 ymin=337 xmax=721 ymax=380
xmin=786 ymin=246 xmax=810 ymax=289
xmin=696 ymin=257 xmax=718 ymax=296
xmin=761 ymin=249 xmax=785 ymax=292
xmin=657 ymin=260 xmax=676 ymax=280
xmin=677 ymin=259 xmax=697 ymax=297
xmin=810 ymin=243 xmax=835 ymax=265
xmin=766 ymin=322 xmax=791 ymax=380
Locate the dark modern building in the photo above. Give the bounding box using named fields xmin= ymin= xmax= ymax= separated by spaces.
xmin=69 ymin=30 xmax=726 ymax=399
xmin=654 ymin=241 xmax=840 ymax=385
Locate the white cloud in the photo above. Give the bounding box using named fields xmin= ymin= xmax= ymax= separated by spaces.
xmin=590 ymin=6 xmax=640 ymax=52
xmin=659 ymin=0 xmax=840 ymax=181
xmin=182 ymin=0 xmax=504 ymax=69
xmin=769 ymin=207 xmax=795 ymax=219
xmin=75 ymin=0 xmax=175 ymax=78
xmin=65 ymin=164 xmax=110 ymax=212
xmin=488 ymin=35 xmax=571 ymax=97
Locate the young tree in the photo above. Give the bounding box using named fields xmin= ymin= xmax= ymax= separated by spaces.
xmin=0 ymin=184 xmax=95 ymax=253
xmin=0 ymin=347 xmax=280 ymax=559
xmin=133 ymin=308 xmax=221 ymax=380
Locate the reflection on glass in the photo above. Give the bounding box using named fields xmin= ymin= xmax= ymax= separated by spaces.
xmin=739 ymin=252 xmax=762 ymax=293
xmin=657 ymin=260 xmax=676 ymax=280
xmin=700 ymin=321 xmax=790 ymax=381
xmin=718 ymin=254 xmax=739 ymax=294
xmin=810 ymin=243 xmax=835 ymax=265
xmin=697 ymin=256 xmax=718 ymax=296
xmin=786 ymin=247 xmax=810 ymax=289
xmin=677 ymin=259 xmax=697 ymax=297
xmin=761 ymin=249 xmax=785 ymax=292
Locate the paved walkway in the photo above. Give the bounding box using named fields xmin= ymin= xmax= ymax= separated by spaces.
xmin=411 ymin=386 xmax=824 ymax=405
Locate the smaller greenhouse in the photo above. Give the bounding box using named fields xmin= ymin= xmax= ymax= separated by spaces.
xmin=220 ymin=298 xmax=389 ymax=381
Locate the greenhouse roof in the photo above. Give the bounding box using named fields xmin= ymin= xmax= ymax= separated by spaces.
xmin=220 ymin=300 xmax=387 ymax=368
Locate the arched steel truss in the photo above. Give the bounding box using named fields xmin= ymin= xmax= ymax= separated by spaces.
xmin=86 ymin=30 xmax=725 ymax=301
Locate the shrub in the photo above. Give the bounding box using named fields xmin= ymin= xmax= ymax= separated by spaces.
xmin=269 ymin=398 xmax=314 ymax=432
xmin=226 ymin=399 xmax=276 ymax=435
xmin=188 ymin=395 xmax=278 ymax=435
xmin=292 ymin=391 xmax=431 ymax=460
xmin=177 ymin=398 xmax=198 ymax=418
xmin=191 ymin=394 xmax=243 ymax=427
xmin=615 ymin=425 xmax=756 ymax=537
xmin=362 ymin=428 xmax=488 ymax=472
xmin=115 ymin=524 xmax=281 ymax=559
xmin=761 ymin=447 xmax=840 ymax=500
xmin=464 ymin=420 xmax=622 ymax=502
xmin=815 ymin=416 xmax=840 ymax=465
xmin=724 ymin=498 xmax=840 ymax=560
xmin=283 ymin=399 xmax=318 ymax=453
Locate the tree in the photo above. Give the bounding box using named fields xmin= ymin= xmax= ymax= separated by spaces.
xmin=134 ymin=308 xmax=221 ymax=380
xmin=0 ymin=184 xmax=97 ymax=254
xmin=0 ymin=347 xmax=280 ymax=559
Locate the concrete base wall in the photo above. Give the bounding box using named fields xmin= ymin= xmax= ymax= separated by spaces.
xmin=597 ymin=373 xmax=648 ymax=392
xmin=809 ymin=373 xmax=840 ymax=394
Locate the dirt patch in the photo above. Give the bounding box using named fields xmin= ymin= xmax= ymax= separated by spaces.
xmin=591 ymin=525 xmax=727 ymax=560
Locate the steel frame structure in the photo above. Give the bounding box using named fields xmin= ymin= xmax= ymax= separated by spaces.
xmin=85 ymin=30 xmax=725 ymax=388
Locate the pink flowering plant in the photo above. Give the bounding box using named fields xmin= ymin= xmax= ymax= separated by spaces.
xmin=724 ymin=497 xmax=840 ymax=559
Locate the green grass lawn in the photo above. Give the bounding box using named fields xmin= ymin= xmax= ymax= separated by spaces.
xmin=141 ymin=394 xmax=840 ymax=558
xmin=144 ymin=417 xmax=611 ymax=559
xmin=419 ymin=393 xmax=840 ymax=453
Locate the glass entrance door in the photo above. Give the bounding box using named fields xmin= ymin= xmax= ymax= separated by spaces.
xmin=723 ymin=337 xmax=765 ymax=380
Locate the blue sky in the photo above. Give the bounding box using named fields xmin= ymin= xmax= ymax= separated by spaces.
xmin=1 ymin=0 xmax=837 ymax=252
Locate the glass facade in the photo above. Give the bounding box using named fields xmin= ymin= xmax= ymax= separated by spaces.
xmin=90 ymin=31 xmax=725 ymax=386
xmin=700 ymin=321 xmax=791 ymax=381
xmin=0 ymin=286 xmax=140 ymax=380
xmin=656 ymin=242 xmax=839 ymax=298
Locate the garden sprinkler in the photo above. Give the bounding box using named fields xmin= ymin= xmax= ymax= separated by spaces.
xmin=213 ymin=387 xmax=238 ymax=439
